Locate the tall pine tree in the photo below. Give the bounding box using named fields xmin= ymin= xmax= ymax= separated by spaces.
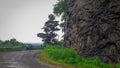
xmin=37 ymin=14 xmax=60 ymax=44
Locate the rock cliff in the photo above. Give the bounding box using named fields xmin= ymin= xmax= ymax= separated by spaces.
xmin=64 ymin=0 xmax=120 ymax=64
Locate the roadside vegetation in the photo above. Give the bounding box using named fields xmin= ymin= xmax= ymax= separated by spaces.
xmin=0 ymin=40 xmax=43 ymax=52
xmin=0 ymin=39 xmax=43 ymax=52
xmin=0 ymin=39 xmax=27 ymax=52
xmin=36 ymin=44 xmax=120 ymax=68
xmin=32 ymin=45 xmax=43 ymax=50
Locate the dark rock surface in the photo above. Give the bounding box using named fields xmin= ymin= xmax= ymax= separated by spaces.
xmin=64 ymin=0 xmax=120 ymax=64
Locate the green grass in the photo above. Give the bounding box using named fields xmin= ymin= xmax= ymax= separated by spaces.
xmin=36 ymin=45 xmax=120 ymax=68
xmin=0 ymin=45 xmax=42 ymax=52
xmin=32 ymin=46 xmax=43 ymax=50
xmin=0 ymin=46 xmax=26 ymax=52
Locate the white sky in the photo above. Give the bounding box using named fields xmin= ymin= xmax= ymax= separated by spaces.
xmin=0 ymin=0 xmax=62 ymax=43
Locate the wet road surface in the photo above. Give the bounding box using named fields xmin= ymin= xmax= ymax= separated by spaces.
xmin=0 ymin=50 xmax=58 ymax=68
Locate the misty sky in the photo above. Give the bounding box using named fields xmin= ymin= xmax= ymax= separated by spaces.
xmin=0 ymin=0 xmax=62 ymax=43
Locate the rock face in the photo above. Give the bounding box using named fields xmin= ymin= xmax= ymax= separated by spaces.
xmin=64 ymin=0 xmax=120 ymax=64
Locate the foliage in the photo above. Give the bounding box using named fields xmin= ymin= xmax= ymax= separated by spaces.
xmin=53 ymin=0 xmax=69 ymax=21
xmin=36 ymin=45 xmax=120 ymax=68
xmin=53 ymin=0 xmax=69 ymax=30
xmin=32 ymin=46 xmax=43 ymax=50
xmin=0 ymin=47 xmax=26 ymax=52
xmin=0 ymin=38 xmax=25 ymax=47
xmin=37 ymin=14 xmax=60 ymax=44
xmin=0 ymin=40 xmax=3 ymax=44
xmin=0 ymin=38 xmax=26 ymax=52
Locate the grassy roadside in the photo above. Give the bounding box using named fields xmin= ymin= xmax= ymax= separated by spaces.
xmin=0 ymin=47 xmax=26 ymax=52
xmin=0 ymin=45 xmax=42 ymax=52
xmin=36 ymin=47 xmax=77 ymax=68
xmin=36 ymin=45 xmax=120 ymax=68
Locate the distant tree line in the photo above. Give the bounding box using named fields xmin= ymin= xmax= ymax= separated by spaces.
xmin=0 ymin=38 xmax=26 ymax=47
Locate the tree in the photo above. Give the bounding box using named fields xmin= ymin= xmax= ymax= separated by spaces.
xmin=10 ymin=38 xmax=17 ymax=46
xmin=10 ymin=38 xmax=16 ymax=42
xmin=1 ymin=38 xmax=25 ymax=47
xmin=37 ymin=14 xmax=60 ymax=44
xmin=53 ymin=0 xmax=69 ymax=31
xmin=0 ymin=40 xmax=3 ymax=45
xmin=53 ymin=0 xmax=69 ymax=21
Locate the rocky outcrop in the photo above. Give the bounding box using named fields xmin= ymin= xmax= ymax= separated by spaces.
xmin=64 ymin=0 xmax=120 ymax=64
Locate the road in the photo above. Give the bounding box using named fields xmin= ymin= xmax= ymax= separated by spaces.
xmin=0 ymin=50 xmax=58 ymax=68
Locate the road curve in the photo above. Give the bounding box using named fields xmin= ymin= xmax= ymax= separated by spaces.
xmin=0 ymin=50 xmax=58 ymax=68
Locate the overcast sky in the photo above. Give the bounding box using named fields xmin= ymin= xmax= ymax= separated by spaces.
xmin=0 ymin=0 xmax=62 ymax=43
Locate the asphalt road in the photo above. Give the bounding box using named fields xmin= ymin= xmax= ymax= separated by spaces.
xmin=0 ymin=50 xmax=58 ymax=68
